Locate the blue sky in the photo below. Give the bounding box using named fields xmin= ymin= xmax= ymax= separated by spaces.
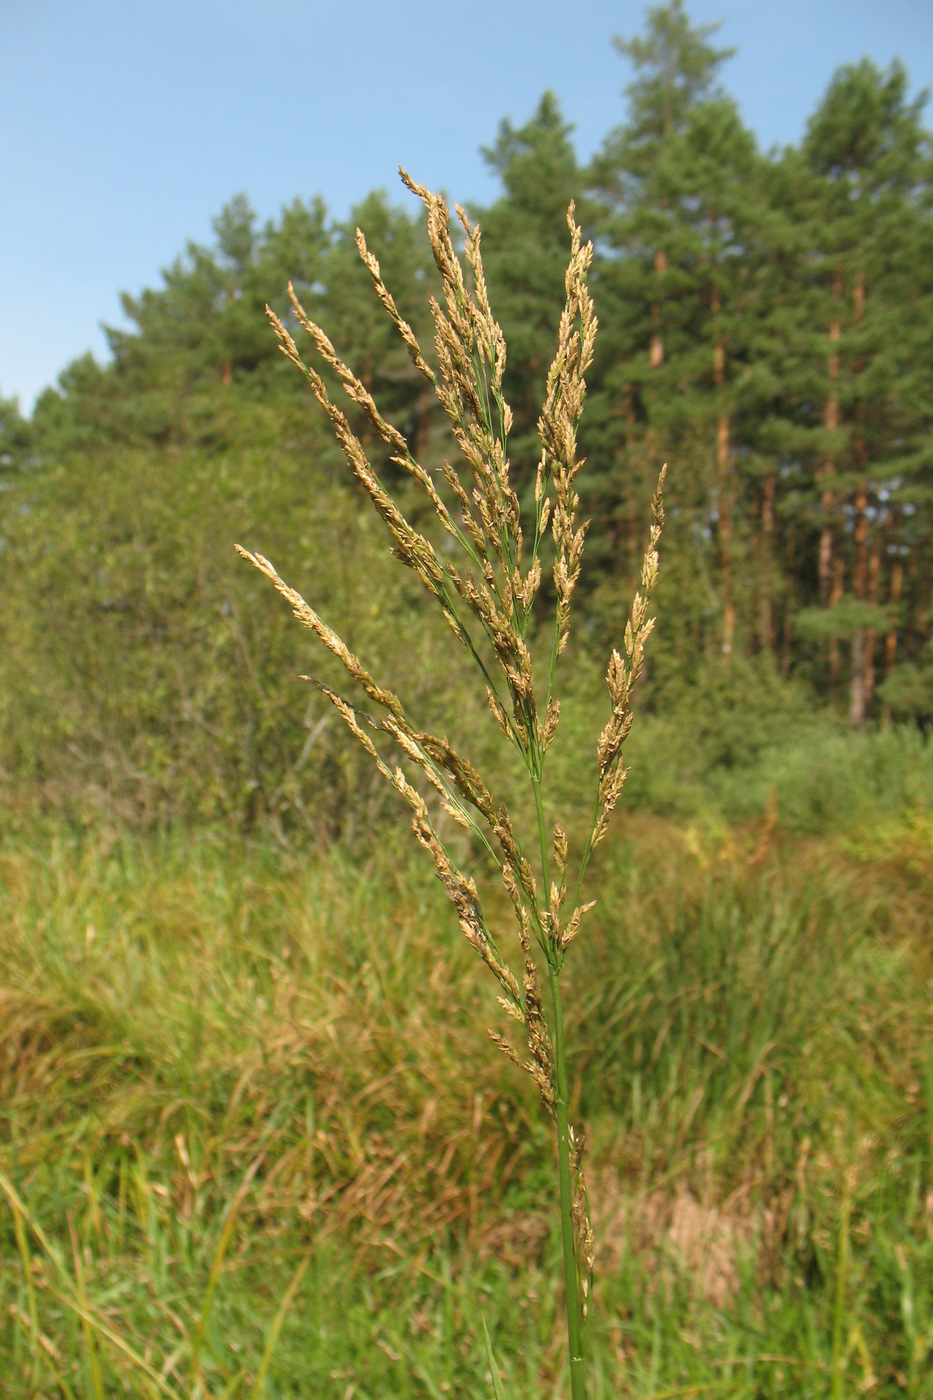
xmin=3 ymin=0 xmax=932 ymax=414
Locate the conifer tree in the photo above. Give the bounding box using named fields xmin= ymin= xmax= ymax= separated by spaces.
xmin=798 ymin=60 xmax=933 ymax=724
xmin=585 ymin=2 xmax=754 ymax=662
xmin=590 ymin=0 xmax=735 ymax=375
xmin=0 ymin=393 xmax=32 ymax=485
xmin=475 ymin=91 xmax=581 ymax=471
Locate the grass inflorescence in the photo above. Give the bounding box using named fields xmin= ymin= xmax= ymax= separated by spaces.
xmin=235 ymin=172 xmax=666 ymax=1396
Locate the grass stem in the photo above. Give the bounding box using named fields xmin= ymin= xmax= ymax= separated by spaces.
xmin=549 ymin=962 xmax=586 ymax=1400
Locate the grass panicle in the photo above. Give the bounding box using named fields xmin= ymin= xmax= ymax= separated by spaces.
xmin=238 ymin=172 xmax=664 ymax=1397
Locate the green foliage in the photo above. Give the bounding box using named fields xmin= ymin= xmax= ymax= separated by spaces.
xmin=0 ymin=391 xmax=33 ymax=483
xmin=1 ymin=823 xmax=930 ymax=1395
xmin=605 ymin=0 xmax=735 ymax=174
xmin=0 ymin=418 xmax=469 ymax=834
xmin=878 ymin=653 xmax=933 ymax=723
xmin=477 ymin=92 xmax=582 ymax=467
xmin=2 ymin=0 xmax=932 ymax=833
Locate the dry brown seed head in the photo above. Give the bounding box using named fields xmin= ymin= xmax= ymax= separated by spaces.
xmin=265 ymin=306 xmax=302 ymax=367
xmin=553 ymin=823 xmax=568 ymax=875
xmin=606 ymin=649 xmax=626 ymax=703
xmin=488 ymin=1030 xmax=531 ymax=1077
xmin=561 ymin=900 xmax=596 ymax=951
xmin=540 ymin=697 xmax=561 ymax=750
xmin=497 ymin=996 xmax=527 ymax=1025
xmin=485 ymin=686 xmax=512 ymax=741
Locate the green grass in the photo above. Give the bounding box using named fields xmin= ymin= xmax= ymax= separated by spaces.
xmin=1 ymin=815 xmax=931 ymax=1397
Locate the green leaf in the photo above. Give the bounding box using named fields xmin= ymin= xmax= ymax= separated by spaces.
xmin=481 ymin=1316 xmax=509 ymax=1400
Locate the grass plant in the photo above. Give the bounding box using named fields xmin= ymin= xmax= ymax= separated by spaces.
xmin=237 ymin=172 xmax=665 ymax=1396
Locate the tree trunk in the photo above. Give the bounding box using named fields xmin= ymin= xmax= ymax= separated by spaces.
xmin=848 ymin=272 xmax=870 ymax=729
xmin=819 ymin=274 xmax=843 ymax=604
xmin=882 ymin=519 xmax=904 ymax=723
xmin=650 ymin=248 xmax=666 ymax=368
xmin=822 ymin=270 xmax=843 ymax=688
xmin=781 ymin=531 xmax=794 ymax=681
xmin=849 ymin=628 xmax=867 ymax=729
xmin=829 ymin=550 xmax=845 ymax=689
xmin=759 ymin=470 xmax=775 ymax=651
xmin=717 ymin=409 xmax=734 ymax=657
xmin=864 ymin=533 xmax=881 ymax=712
xmin=849 ymin=473 xmax=869 ymax=729
xmin=711 ymin=279 xmax=733 ymax=658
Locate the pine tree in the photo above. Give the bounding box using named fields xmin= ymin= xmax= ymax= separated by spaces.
xmin=474 ymin=91 xmax=581 ymax=471
xmin=585 ymin=2 xmax=762 ymax=663
xmin=590 ymin=0 xmax=735 ymax=375
xmin=0 ymin=393 xmax=33 ymax=485
xmin=797 ymin=60 xmax=933 ymax=724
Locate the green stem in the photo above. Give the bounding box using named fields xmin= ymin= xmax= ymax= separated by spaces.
xmin=548 ymin=962 xmax=587 ymax=1400
xmin=531 ymin=765 xmax=586 ymax=1400
xmin=831 ymin=1174 xmax=852 ymax=1400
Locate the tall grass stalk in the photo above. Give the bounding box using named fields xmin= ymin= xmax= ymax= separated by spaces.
xmin=238 ymin=171 xmax=663 ymax=1397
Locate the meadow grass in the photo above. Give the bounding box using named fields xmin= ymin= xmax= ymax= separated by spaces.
xmin=1 ymin=818 xmax=930 ymax=1396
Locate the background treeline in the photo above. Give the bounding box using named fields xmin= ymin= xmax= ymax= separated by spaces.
xmin=2 ymin=0 xmax=932 ymax=835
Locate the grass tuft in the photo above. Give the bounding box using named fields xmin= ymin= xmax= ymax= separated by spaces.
xmin=1 ymin=823 xmax=931 ymax=1393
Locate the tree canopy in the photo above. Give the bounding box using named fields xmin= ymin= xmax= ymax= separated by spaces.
xmin=2 ymin=2 xmax=931 ymax=833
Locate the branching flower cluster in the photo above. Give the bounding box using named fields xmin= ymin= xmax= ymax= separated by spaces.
xmin=238 ymin=170 xmax=663 ymax=1400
